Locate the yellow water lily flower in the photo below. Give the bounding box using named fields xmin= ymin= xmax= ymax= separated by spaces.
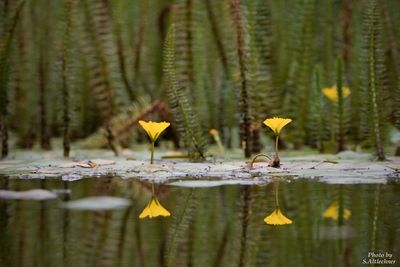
xmin=322 ymin=201 xmax=351 ymax=220
xmin=139 ymin=120 xmax=170 ymax=142
xmin=322 ymin=86 xmax=351 ymax=102
xmin=264 ymin=208 xmax=293 ymax=225
xmin=139 ymin=120 xmax=170 ymax=164
xmin=263 ymin=117 xmax=292 ymax=135
xmin=139 ymin=197 xmax=171 ymax=219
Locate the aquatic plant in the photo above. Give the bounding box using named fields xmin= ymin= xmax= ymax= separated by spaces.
xmin=0 ymin=1 xmax=25 ymax=158
xmin=209 ymin=128 xmax=225 ymax=155
xmin=61 ymin=0 xmax=73 ymax=158
xmin=263 ymin=117 xmax=292 ymax=167
xmin=163 ymin=25 xmax=207 ymax=160
xmin=322 ymin=80 xmax=351 ymax=153
xmin=138 ymin=120 xmax=170 ymax=164
xmin=360 ymin=0 xmax=387 ymax=160
xmin=245 ymin=117 xmax=291 ymax=169
xmin=230 ymin=0 xmax=253 ymax=158
xmin=0 ymin=0 xmax=398 ymax=159
xmin=309 ymin=66 xmax=325 ymax=152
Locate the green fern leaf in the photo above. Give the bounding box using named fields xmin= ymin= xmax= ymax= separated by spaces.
xmin=163 ymin=25 xmax=206 ymax=160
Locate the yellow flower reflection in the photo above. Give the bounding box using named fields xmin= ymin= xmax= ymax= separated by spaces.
xmin=263 ymin=117 xmax=292 ymax=135
xmin=264 ymin=180 xmax=293 ymax=225
xmin=139 ymin=120 xmax=170 ymax=142
xmin=322 ymin=86 xmax=351 ymax=102
xmin=322 ymin=201 xmax=351 ymax=220
xmin=139 ymin=196 xmax=171 ymax=219
xmin=264 ymin=208 xmax=293 ymax=225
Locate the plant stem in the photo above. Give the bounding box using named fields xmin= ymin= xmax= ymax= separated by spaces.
xmin=336 ymin=57 xmax=345 ymax=152
xmin=330 ymin=107 xmax=335 ymax=144
xmin=150 ymin=141 xmax=155 ymax=164
xmin=275 ymin=135 xmax=279 ymax=158
xmin=247 ymin=153 xmax=272 ymax=169
xmin=151 ymin=183 xmax=155 ymax=196
xmin=275 ymin=181 xmax=280 ymax=208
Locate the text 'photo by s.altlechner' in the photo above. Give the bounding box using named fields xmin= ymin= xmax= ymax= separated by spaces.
xmin=0 ymin=0 xmax=399 ymax=267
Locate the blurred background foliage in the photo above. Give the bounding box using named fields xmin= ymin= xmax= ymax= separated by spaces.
xmin=0 ymin=0 xmax=399 ymax=159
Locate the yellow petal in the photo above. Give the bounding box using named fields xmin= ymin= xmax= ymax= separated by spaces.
xmin=263 ymin=117 xmax=292 ymax=135
xmin=343 ymin=208 xmax=351 ymax=219
xmin=264 ymin=208 xmax=292 ymax=225
xmin=154 ymin=198 xmax=171 ymax=217
xmin=322 ymin=87 xmax=338 ymax=102
xmin=139 ymin=120 xmax=170 ymax=142
xmin=322 ymin=202 xmax=339 ymax=220
xmin=139 ymin=201 xmax=152 ymax=219
xmin=322 ymin=201 xmax=351 ymax=220
xmin=342 ymin=87 xmax=351 ymax=98
xmin=139 ymin=197 xmax=171 ymax=219
xmin=322 ymin=86 xmax=351 ymax=102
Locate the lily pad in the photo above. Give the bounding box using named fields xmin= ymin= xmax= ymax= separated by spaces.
xmin=0 ymin=189 xmax=58 ymax=200
xmin=62 ymin=196 xmax=131 ymax=211
xmin=169 ymin=180 xmax=265 ymax=187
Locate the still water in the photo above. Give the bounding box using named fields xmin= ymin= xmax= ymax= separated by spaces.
xmin=0 ymin=176 xmax=399 ymax=267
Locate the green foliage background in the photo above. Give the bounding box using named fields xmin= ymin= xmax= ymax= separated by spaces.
xmin=0 ymin=0 xmax=399 ymax=158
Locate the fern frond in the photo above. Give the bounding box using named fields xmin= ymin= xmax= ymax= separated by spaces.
xmin=336 ymin=57 xmax=346 ymax=152
xmin=61 ymin=0 xmax=74 ymax=157
xmin=360 ymin=0 xmax=386 ymax=160
xmin=308 ymin=65 xmax=325 ymax=152
xmin=382 ymin=0 xmax=400 ymax=130
xmin=79 ymin=97 xmax=155 ymax=149
xmin=230 ymin=0 xmax=253 ymax=157
xmin=0 ymin=0 xmax=25 ymax=158
xmin=173 ymin=0 xmax=194 ymax=99
xmin=251 ymin=0 xmax=277 ymax=118
xmin=208 ymin=0 xmax=237 ymax=148
xmin=163 ymin=25 xmax=206 ymax=160
xmin=285 ymin=0 xmax=316 ymax=147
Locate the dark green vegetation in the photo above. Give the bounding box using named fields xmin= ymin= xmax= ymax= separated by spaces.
xmin=0 ymin=0 xmax=399 ymax=160
xmin=0 ymin=177 xmax=399 ymax=267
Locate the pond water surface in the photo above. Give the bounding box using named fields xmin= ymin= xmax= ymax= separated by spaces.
xmin=0 ymin=176 xmax=399 ymax=267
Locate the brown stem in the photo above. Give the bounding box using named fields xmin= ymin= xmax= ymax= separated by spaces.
xmin=105 ymin=123 xmax=118 ymax=156
xmin=246 ymin=153 xmax=272 ymax=169
xmin=231 ymin=0 xmax=252 ymax=158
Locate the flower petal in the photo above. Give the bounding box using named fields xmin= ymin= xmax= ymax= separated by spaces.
xmin=322 ymin=201 xmax=351 ymax=220
xmin=263 ymin=117 xmax=292 ymax=135
xmin=139 ymin=197 xmax=171 ymax=219
xmin=322 ymin=86 xmax=351 ymax=102
xmin=139 ymin=120 xmax=170 ymax=141
xmin=264 ymin=208 xmax=292 ymax=225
